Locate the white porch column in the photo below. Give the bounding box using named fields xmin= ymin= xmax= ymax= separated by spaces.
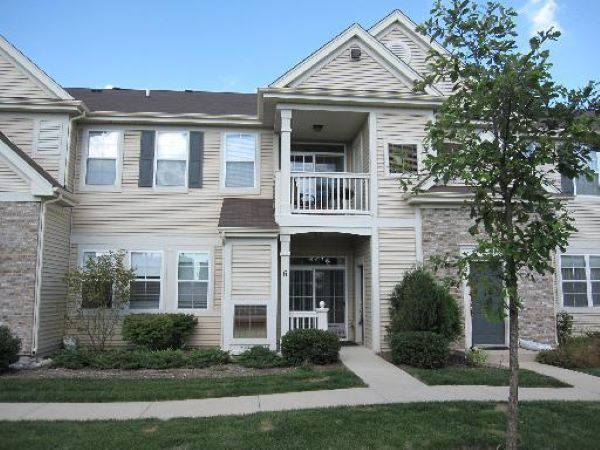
xmin=280 ymin=234 xmax=291 ymax=339
xmin=280 ymin=109 xmax=292 ymax=215
xmin=316 ymin=301 xmax=330 ymax=331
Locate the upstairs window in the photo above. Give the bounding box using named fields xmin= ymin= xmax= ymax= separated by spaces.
xmin=130 ymin=251 xmax=162 ymax=310
xmin=85 ymin=131 xmax=120 ymax=185
xmin=224 ymin=133 xmax=257 ymax=189
xmin=155 ymin=131 xmax=188 ymax=187
xmin=561 ymin=148 xmax=600 ymax=196
xmin=560 ymin=255 xmax=600 ymax=308
xmin=387 ymin=143 xmax=418 ymax=175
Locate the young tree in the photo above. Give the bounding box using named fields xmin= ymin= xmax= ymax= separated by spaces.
xmin=410 ymin=1 xmax=599 ymax=448
xmin=64 ymin=250 xmax=136 ymax=351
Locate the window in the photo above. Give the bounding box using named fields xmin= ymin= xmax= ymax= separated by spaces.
xmin=560 ymin=255 xmax=600 ymax=307
xmin=177 ymin=252 xmax=210 ymax=309
xmin=85 ymin=131 xmax=120 ymax=185
xmin=130 ymin=252 xmax=162 ymax=310
xmin=155 ymin=131 xmax=188 ymax=187
xmin=387 ymin=144 xmax=418 ymax=174
xmin=561 ymin=148 xmax=600 ymax=196
xmin=224 ymin=133 xmax=257 ymax=188
xmin=81 ymin=251 xmax=112 ymax=308
xmin=233 ymin=305 xmax=267 ymax=338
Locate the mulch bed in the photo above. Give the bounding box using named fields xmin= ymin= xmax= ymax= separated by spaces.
xmin=1 ymin=363 xmax=343 ymax=380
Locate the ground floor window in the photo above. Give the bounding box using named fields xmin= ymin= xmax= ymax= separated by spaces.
xmin=177 ymin=252 xmax=210 ymax=309
xmin=233 ymin=305 xmax=267 ymax=338
xmin=560 ymin=254 xmax=600 ymax=308
xmin=130 ymin=251 xmax=162 ymax=310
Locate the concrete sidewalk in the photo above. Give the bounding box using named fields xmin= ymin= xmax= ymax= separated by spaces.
xmin=1 ymin=346 xmax=599 ymax=421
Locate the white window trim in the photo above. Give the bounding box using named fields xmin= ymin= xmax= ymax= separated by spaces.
xmin=558 ymin=253 xmax=600 ymax=310
xmin=383 ymin=140 xmax=425 ymax=178
xmin=229 ymin=300 xmax=272 ymax=345
xmin=220 ymin=131 xmax=261 ymax=194
xmin=175 ymin=249 xmax=214 ymax=314
xmin=79 ymin=128 xmax=124 ymax=192
xmin=153 ymin=130 xmax=190 ymax=192
xmin=128 ymin=250 xmax=164 ymax=313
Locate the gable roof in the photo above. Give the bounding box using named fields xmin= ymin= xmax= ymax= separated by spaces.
xmin=66 ymin=88 xmax=258 ymax=116
xmin=0 ymin=35 xmax=73 ymax=100
xmin=270 ymin=24 xmax=442 ymax=96
xmin=0 ymin=131 xmax=60 ymax=196
xmin=369 ymin=10 xmax=449 ymax=56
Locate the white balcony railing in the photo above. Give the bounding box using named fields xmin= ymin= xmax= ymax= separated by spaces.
xmin=288 ymin=302 xmax=329 ymax=332
xmin=290 ymin=172 xmax=370 ymax=214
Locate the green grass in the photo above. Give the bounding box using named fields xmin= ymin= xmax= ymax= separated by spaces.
xmin=402 ymin=366 xmax=571 ymax=387
xmin=0 ymin=368 xmax=364 ymax=402
xmin=579 ymin=367 xmax=600 ymax=377
xmin=1 ymin=402 xmax=598 ymax=449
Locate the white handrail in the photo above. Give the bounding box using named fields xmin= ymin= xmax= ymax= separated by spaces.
xmin=290 ymin=173 xmax=370 ymax=214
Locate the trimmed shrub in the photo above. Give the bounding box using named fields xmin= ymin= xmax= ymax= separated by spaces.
xmin=237 ymin=346 xmax=286 ymax=368
xmin=537 ymin=332 xmax=600 ymax=369
xmin=0 ymin=325 xmax=21 ymax=372
xmin=390 ymin=331 xmax=450 ymax=369
xmin=122 ymin=314 xmax=198 ymax=350
xmin=388 ymin=267 xmax=461 ymax=342
xmin=51 ymin=348 xmax=229 ymax=370
xmin=281 ymin=329 xmax=341 ymax=365
xmin=465 ymin=347 xmax=488 ymax=367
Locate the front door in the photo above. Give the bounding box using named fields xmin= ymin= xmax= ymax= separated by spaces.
xmin=468 ymin=261 xmax=507 ymax=347
xmin=290 ymin=257 xmax=346 ymax=339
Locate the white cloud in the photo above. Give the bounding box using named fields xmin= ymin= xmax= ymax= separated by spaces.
xmin=521 ymin=0 xmax=562 ymax=35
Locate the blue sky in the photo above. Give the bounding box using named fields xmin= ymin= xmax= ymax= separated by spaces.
xmin=1 ymin=0 xmax=597 ymax=93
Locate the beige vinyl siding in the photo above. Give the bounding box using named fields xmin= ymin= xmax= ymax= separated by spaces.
xmin=295 ymin=38 xmax=412 ymax=93
xmin=0 ymin=112 xmax=66 ymax=183
xmin=36 ymin=204 xmax=71 ymax=355
xmin=379 ymin=228 xmax=417 ymax=351
xmin=0 ymin=48 xmax=52 ymax=99
xmin=72 ymin=128 xmax=274 ymax=234
xmin=231 ymin=243 xmax=272 ymax=299
xmin=67 ymin=240 xmax=223 ymax=348
xmin=0 ymin=158 xmax=29 ymax=192
xmin=377 ymin=110 xmax=429 ymax=218
xmin=377 ymin=24 xmax=453 ymax=95
xmin=350 ymin=119 xmax=369 ymax=174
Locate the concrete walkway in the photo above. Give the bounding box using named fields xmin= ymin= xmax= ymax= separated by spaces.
xmin=1 ymin=346 xmax=599 ymax=421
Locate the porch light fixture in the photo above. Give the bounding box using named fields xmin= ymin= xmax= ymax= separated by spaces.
xmin=312 ymin=124 xmax=324 ymax=132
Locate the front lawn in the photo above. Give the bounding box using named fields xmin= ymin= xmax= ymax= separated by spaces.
xmin=580 ymin=367 xmax=600 ymax=377
xmin=1 ymin=402 xmax=598 ymax=449
xmin=402 ymin=366 xmax=570 ymax=387
xmin=0 ymin=367 xmax=363 ymax=402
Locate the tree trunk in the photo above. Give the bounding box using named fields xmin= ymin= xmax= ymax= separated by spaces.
xmin=506 ymin=263 xmax=520 ymax=450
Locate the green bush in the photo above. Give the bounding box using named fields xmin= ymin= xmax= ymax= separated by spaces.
xmin=237 ymin=346 xmax=286 ymax=368
xmin=0 ymin=325 xmax=21 ymax=372
xmin=390 ymin=331 xmax=449 ymax=369
xmin=122 ymin=314 xmax=198 ymax=350
xmin=281 ymin=329 xmax=341 ymax=365
xmin=537 ymin=332 xmax=600 ymax=369
xmin=51 ymin=348 xmax=229 ymax=370
xmin=556 ymin=312 xmax=574 ymax=346
xmin=388 ymin=268 xmax=461 ymax=342
xmin=465 ymin=347 xmax=488 ymax=367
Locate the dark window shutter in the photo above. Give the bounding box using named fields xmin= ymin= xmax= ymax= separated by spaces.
xmin=138 ymin=131 xmax=155 ymax=187
xmin=189 ymin=131 xmax=204 ymax=188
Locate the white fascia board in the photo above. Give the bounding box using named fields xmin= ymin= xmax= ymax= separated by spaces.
xmin=270 ymin=24 xmax=441 ymax=97
xmin=0 ymin=141 xmax=54 ymax=196
xmin=0 ymin=35 xmax=73 ymax=100
xmin=368 ymin=9 xmax=450 ymax=56
xmin=84 ymin=112 xmax=262 ymax=127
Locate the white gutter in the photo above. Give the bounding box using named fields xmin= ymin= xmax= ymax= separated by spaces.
xmin=30 ymin=191 xmax=64 ymax=355
xmin=63 ymin=110 xmax=86 ymax=189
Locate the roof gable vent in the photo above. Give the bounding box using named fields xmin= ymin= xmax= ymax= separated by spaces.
xmin=386 ymin=40 xmax=412 ymax=64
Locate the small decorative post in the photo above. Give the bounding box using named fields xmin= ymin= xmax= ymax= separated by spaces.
xmin=316 ymin=301 xmax=329 ymax=331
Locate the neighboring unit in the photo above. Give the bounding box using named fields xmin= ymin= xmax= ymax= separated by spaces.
xmin=0 ymin=10 xmax=597 ymax=356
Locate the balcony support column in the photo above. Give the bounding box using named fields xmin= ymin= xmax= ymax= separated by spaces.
xmin=280 ymin=109 xmax=292 ymax=215
xmin=279 ymin=234 xmax=291 ymax=341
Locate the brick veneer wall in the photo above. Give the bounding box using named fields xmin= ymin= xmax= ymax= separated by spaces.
xmin=420 ymin=207 xmax=557 ymax=346
xmin=0 ymin=201 xmax=40 ymax=355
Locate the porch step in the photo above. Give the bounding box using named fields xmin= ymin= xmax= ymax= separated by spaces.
xmin=485 ymin=349 xmax=539 ymax=367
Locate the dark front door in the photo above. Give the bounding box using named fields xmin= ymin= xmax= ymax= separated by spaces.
xmin=469 ymin=261 xmax=506 ymax=347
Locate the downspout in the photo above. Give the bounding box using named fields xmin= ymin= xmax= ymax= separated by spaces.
xmin=31 ymin=191 xmax=64 ymax=355
xmin=63 ymin=110 xmax=86 ymax=189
